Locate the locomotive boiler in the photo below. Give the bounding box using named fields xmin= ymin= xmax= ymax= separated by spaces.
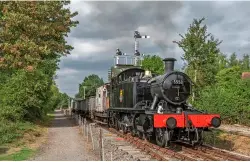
xmin=148 ymin=58 xmax=192 ymax=111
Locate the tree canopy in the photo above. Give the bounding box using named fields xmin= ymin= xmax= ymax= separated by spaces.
xmin=141 ymin=55 xmax=164 ymax=75
xmin=0 ymin=1 xmax=78 ymax=70
xmin=0 ymin=1 xmax=77 ymax=144
xmin=174 ymin=17 xmax=222 ymax=89
xmin=78 ymin=74 xmax=104 ymax=98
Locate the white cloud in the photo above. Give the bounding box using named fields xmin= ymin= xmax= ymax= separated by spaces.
xmin=57 ymin=68 xmax=79 ymax=76
xmin=69 ymin=1 xmax=93 ymax=17
xmin=66 ymin=36 xmax=145 ymax=62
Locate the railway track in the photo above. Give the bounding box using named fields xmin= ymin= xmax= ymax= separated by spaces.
xmin=103 ymin=125 xmax=250 ymax=161
xmin=72 ymin=113 xmax=250 ymax=161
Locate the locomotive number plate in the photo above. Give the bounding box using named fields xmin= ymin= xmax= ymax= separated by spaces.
xmin=172 ymin=79 xmax=183 ymax=85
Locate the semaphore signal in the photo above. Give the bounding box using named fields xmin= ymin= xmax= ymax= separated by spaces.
xmin=134 ymin=31 xmax=150 ymax=56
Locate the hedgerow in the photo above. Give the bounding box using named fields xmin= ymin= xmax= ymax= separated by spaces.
xmin=193 ymin=66 xmax=250 ymax=125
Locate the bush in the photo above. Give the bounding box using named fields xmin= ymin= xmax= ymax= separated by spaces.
xmin=193 ymin=66 xmax=250 ymax=125
xmin=0 ymin=69 xmax=53 ymax=121
xmin=0 ymin=105 xmax=24 ymax=122
xmin=0 ymin=120 xmax=34 ymax=145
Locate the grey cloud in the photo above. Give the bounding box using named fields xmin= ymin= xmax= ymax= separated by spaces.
xmin=56 ymin=66 xmax=108 ymax=97
xmin=183 ymin=1 xmax=225 ymax=25
xmin=70 ymin=1 xmax=183 ymax=53
xmin=57 ymin=1 xmax=250 ymax=96
xmin=59 ymin=57 xmax=113 ymax=72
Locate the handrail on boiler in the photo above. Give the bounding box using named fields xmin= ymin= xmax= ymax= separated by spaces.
xmin=113 ymin=54 xmax=143 ymax=66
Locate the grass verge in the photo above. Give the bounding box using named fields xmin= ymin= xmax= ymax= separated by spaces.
xmin=204 ymin=129 xmax=250 ymax=156
xmin=0 ymin=112 xmax=55 ymax=160
xmin=0 ymin=148 xmax=35 ymax=161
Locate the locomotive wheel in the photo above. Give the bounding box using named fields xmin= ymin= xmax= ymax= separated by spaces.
xmin=107 ymin=117 xmax=112 ymax=128
xmin=115 ymin=120 xmax=120 ymax=131
xmin=122 ymin=125 xmax=128 ymax=134
xmin=138 ymin=131 xmax=144 ymax=139
xmin=145 ymin=133 xmax=155 ymax=143
xmin=131 ymin=114 xmax=139 ymax=137
xmin=131 ymin=129 xmax=137 ymax=137
xmin=114 ymin=117 xmax=119 ymax=130
xmin=198 ymin=130 xmax=204 ymax=145
xmin=155 ymin=128 xmax=166 ymax=147
xmin=165 ymin=132 xmax=171 ymax=147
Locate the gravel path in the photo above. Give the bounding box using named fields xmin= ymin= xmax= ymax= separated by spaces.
xmin=31 ymin=110 xmax=98 ymax=161
xmin=218 ymin=124 xmax=250 ymax=137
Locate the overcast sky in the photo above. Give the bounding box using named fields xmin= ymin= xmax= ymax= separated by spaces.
xmin=55 ymin=1 xmax=250 ymax=97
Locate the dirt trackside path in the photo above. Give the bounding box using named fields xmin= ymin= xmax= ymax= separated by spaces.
xmin=31 ymin=110 xmax=98 ymax=161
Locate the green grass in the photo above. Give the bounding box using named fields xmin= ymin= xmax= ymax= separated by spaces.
xmin=0 ymin=112 xmax=55 ymax=160
xmin=43 ymin=112 xmax=55 ymax=126
xmin=204 ymin=129 xmax=235 ymax=151
xmin=0 ymin=148 xmax=36 ymax=161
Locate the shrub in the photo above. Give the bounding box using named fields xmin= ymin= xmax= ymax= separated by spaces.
xmin=193 ymin=66 xmax=250 ymax=125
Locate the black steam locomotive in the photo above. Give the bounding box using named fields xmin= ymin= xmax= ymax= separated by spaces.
xmin=105 ymin=55 xmax=221 ymax=147
xmin=71 ymin=31 xmax=221 ymax=147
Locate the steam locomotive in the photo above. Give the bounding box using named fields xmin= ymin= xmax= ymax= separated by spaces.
xmin=70 ymin=52 xmax=221 ymax=147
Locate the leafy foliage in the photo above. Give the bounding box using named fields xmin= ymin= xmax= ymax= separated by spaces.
xmin=174 ymin=17 xmax=222 ymax=89
xmin=194 ymin=66 xmax=250 ymax=125
xmin=0 ymin=1 xmax=77 ymax=145
xmin=0 ymin=69 xmax=65 ymax=121
xmin=78 ymin=74 xmax=104 ymax=98
xmin=141 ymin=55 xmax=164 ymax=75
xmin=240 ymin=54 xmax=250 ymax=70
xmin=0 ymin=121 xmax=34 ymax=145
xmin=0 ymin=1 xmax=78 ymax=70
xmin=228 ymin=53 xmax=239 ymax=67
xmin=59 ymin=93 xmax=70 ymax=108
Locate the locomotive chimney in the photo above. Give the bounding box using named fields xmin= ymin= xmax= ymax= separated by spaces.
xmin=163 ymin=58 xmax=177 ymax=73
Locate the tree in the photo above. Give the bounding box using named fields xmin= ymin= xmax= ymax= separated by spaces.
xmin=59 ymin=93 xmax=69 ymax=108
xmin=0 ymin=1 xmax=78 ymax=70
xmin=0 ymin=1 xmax=78 ymax=145
xmin=218 ymin=53 xmax=229 ymax=71
xmin=173 ymin=17 xmax=222 ymax=101
xmin=78 ymin=74 xmax=104 ymax=98
xmin=241 ymin=54 xmax=250 ymax=70
xmin=141 ymin=55 xmax=164 ymax=75
xmin=228 ymin=52 xmax=239 ymax=67
xmin=0 ymin=1 xmax=78 ymax=122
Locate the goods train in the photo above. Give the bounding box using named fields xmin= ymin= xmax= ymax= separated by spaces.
xmin=70 ymin=52 xmax=221 ymax=147
xmin=70 ymin=31 xmax=221 ymax=147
